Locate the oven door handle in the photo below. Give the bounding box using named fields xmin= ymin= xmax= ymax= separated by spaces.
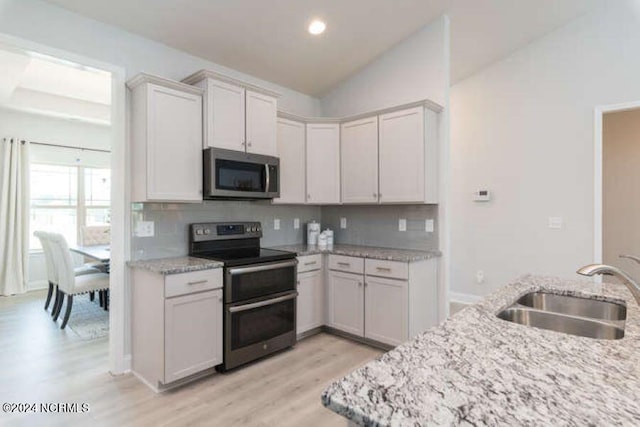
xmin=227 ymin=259 xmax=298 ymax=276
xmin=228 ymin=291 xmax=298 ymax=313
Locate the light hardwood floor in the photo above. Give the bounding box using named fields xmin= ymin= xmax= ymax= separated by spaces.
xmin=0 ymin=290 xmax=382 ymax=426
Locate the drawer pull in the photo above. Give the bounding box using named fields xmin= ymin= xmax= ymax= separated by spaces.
xmin=304 ymin=261 xmax=317 ymax=266
xmin=187 ymin=280 xmax=208 ymax=286
xmin=376 ymin=267 xmax=392 ymax=272
xmin=337 ymin=262 xmax=351 ymax=267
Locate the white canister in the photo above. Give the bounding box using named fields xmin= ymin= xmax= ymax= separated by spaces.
xmin=318 ymin=232 xmax=328 ymax=249
xmin=307 ymin=221 xmax=321 ymax=245
xmin=308 ymin=230 xmax=319 ymax=246
xmin=324 ymin=229 xmax=334 ymax=246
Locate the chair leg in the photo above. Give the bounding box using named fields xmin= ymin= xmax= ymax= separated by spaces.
xmin=53 ymin=290 xmax=65 ymax=321
xmin=51 ymin=290 xmax=62 ymax=319
xmin=104 ymin=290 xmax=109 ymax=311
xmin=44 ymin=282 xmax=54 ymax=310
xmin=99 ymin=290 xmax=104 ymax=307
xmin=60 ymin=295 xmax=73 ymax=329
xmin=89 ymin=291 xmax=95 ymax=302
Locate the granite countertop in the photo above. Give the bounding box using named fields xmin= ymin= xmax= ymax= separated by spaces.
xmin=127 ymin=256 xmax=223 ymax=275
xmin=322 ymin=274 xmax=640 ymax=426
xmin=269 ymin=244 xmax=441 ymax=263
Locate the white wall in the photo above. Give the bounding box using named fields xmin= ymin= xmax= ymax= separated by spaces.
xmin=0 ymin=0 xmax=321 ymax=117
xmin=450 ymin=1 xmax=640 ymax=297
xmin=320 ymin=16 xmax=448 ymax=117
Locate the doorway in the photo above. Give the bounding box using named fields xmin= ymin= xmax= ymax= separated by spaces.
xmin=0 ymin=33 xmax=128 ymax=374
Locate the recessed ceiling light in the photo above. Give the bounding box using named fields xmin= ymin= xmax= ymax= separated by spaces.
xmin=308 ymin=19 xmax=326 ymax=35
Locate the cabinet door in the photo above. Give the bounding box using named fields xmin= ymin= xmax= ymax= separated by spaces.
xmin=274 ymin=118 xmax=306 ymax=204
xmin=327 ymin=271 xmax=364 ymax=336
xmin=206 ymin=79 xmax=246 ymax=151
xmin=164 ymin=289 xmax=222 ymax=383
xmin=341 ymin=116 xmax=379 ymax=204
xmin=246 ymin=90 xmax=277 ymax=156
xmin=147 ymin=83 xmax=202 ymax=202
xmin=364 ymin=276 xmax=408 ymax=346
xmin=297 ymin=269 xmax=324 ymax=335
xmin=306 ymin=123 xmax=340 ymax=204
xmin=379 ymin=106 xmax=425 ymax=203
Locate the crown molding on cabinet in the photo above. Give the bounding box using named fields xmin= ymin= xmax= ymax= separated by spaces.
xmin=278 ymin=99 xmax=443 ymax=124
xmin=126 ymin=73 xmax=204 ymax=95
xmin=182 ymin=69 xmax=281 ymax=99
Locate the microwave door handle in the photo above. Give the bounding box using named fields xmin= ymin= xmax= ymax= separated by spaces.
xmin=265 ymin=164 xmax=270 ymax=192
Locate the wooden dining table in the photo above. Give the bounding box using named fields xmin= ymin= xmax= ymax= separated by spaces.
xmin=69 ymin=244 xmax=111 ymax=272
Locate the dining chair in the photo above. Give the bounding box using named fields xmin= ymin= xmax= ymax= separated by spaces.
xmin=33 ymin=231 xmax=103 ymax=312
xmin=47 ymin=232 xmax=110 ymax=329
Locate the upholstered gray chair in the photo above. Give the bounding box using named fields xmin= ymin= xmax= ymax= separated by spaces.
xmin=47 ymin=232 xmax=110 ymax=329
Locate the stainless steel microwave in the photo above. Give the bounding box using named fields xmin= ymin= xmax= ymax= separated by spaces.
xmin=203 ymin=148 xmax=280 ymax=200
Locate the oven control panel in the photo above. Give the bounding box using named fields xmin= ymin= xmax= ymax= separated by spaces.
xmin=190 ymin=222 xmax=262 ymax=241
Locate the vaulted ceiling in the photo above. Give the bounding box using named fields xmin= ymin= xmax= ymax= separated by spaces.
xmin=44 ymin=0 xmax=605 ymax=96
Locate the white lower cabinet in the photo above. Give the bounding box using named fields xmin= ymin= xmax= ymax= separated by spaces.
xmin=164 ymin=289 xmax=223 ymax=383
xmin=364 ymin=276 xmax=408 ymax=346
xmin=132 ymin=268 xmax=223 ymax=391
xmin=327 ymin=270 xmax=364 ymax=336
xmin=297 ymin=261 xmax=325 ymax=335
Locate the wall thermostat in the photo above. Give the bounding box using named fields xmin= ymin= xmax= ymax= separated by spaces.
xmin=473 ymin=189 xmax=491 ymax=202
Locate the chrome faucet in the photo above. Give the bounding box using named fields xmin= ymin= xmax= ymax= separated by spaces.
xmin=577 ymin=264 xmax=640 ymax=305
xmin=620 ymin=254 xmax=640 ymax=265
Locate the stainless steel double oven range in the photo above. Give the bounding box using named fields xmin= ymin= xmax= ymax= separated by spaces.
xmin=189 ymin=222 xmax=297 ymax=371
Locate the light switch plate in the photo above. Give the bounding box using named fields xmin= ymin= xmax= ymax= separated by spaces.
xmin=340 ymin=217 xmax=347 ymax=229
xmin=135 ymin=221 xmax=154 ymax=237
xmin=274 ymin=218 xmax=280 ymax=230
xmin=425 ymin=219 xmax=435 ymax=232
xmin=398 ymin=218 xmax=407 ymax=232
xmin=293 ymin=218 xmax=300 ymax=229
xmin=548 ymin=217 xmax=563 ymax=229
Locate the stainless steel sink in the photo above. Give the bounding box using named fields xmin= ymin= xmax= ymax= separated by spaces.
xmin=517 ymin=292 xmax=626 ymax=321
xmin=497 ymin=291 xmax=626 ymax=340
xmin=498 ymin=307 xmax=625 ymax=340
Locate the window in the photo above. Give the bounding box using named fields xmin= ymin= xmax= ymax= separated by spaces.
xmin=30 ymin=164 xmax=111 ymax=250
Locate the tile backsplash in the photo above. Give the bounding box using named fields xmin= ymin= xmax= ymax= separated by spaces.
xmin=131 ymin=202 xmax=438 ymax=260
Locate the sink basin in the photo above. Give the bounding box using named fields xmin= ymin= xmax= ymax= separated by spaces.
xmin=497 ymin=291 xmax=626 ymax=340
xmin=498 ymin=307 xmax=624 ymax=340
xmin=517 ymin=292 xmax=626 ymax=321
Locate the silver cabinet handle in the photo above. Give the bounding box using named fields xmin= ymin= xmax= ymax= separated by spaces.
xmin=337 ymin=262 xmax=350 ymax=267
xmin=265 ymin=163 xmax=270 ymax=193
xmin=376 ymin=267 xmax=392 ymax=272
xmin=307 ymin=194 xmax=311 ymax=200
xmin=373 ymin=193 xmax=377 ymax=198
xmin=187 ymin=280 xmax=208 ymax=286
xmin=358 ymin=282 xmax=362 ymax=287
xmin=247 ymin=141 xmax=252 ymax=147
xmin=229 ymin=292 xmax=298 ymax=313
xmin=364 ymin=282 xmax=368 ymax=287
xmin=304 ymin=261 xmax=317 ymax=266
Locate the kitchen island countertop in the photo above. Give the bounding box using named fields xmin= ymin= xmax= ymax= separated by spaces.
xmin=322 ymin=274 xmax=640 ymax=426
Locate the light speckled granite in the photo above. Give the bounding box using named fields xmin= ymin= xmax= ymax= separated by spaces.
xmin=268 ymin=244 xmax=440 ymax=263
xmin=322 ymin=274 xmax=640 ymax=426
xmin=127 ymin=257 xmax=223 ymax=275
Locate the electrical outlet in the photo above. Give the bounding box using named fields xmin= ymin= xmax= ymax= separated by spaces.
xmin=293 ymin=218 xmax=300 ymax=229
xmin=135 ymin=221 xmax=154 ymax=237
xmin=398 ymin=218 xmax=407 ymax=232
xmin=425 ymin=219 xmax=435 ymax=232
xmin=274 ymin=218 xmax=280 ymax=230
xmin=340 ymin=217 xmax=347 ymax=229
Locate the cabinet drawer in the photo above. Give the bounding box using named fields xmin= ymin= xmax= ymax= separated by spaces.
xmin=165 ymin=269 xmax=223 ymax=298
xmin=297 ymin=254 xmax=322 ymax=273
xmin=328 ymin=255 xmax=364 ymax=274
xmin=365 ymin=259 xmax=408 ymax=280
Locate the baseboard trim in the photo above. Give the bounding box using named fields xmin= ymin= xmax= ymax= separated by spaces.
xmin=449 ymin=292 xmax=483 ymax=305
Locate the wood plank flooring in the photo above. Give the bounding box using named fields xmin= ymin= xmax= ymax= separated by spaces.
xmin=0 ymin=290 xmax=382 ymax=426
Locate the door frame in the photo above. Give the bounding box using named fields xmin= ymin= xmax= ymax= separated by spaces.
xmin=593 ymin=100 xmax=640 ymax=269
xmin=0 ymin=32 xmax=130 ymax=374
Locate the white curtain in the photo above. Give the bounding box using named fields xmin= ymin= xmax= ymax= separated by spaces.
xmin=0 ymin=138 xmax=30 ymax=296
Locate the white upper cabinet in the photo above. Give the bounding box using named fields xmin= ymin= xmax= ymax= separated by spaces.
xmin=341 ymin=116 xmax=379 ymax=204
xmin=274 ymin=118 xmax=306 ymax=204
xmin=246 ymin=90 xmax=277 ymax=156
xmin=206 ymin=79 xmax=246 ymax=151
xmin=379 ymin=106 xmax=426 ymax=203
xmin=128 ymin=74 xmax=203 ymax=203
xmin=306 ymin=123 xmax=340 ymax=204
xmin=183 ymin=70 xmax=279 ymax=156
